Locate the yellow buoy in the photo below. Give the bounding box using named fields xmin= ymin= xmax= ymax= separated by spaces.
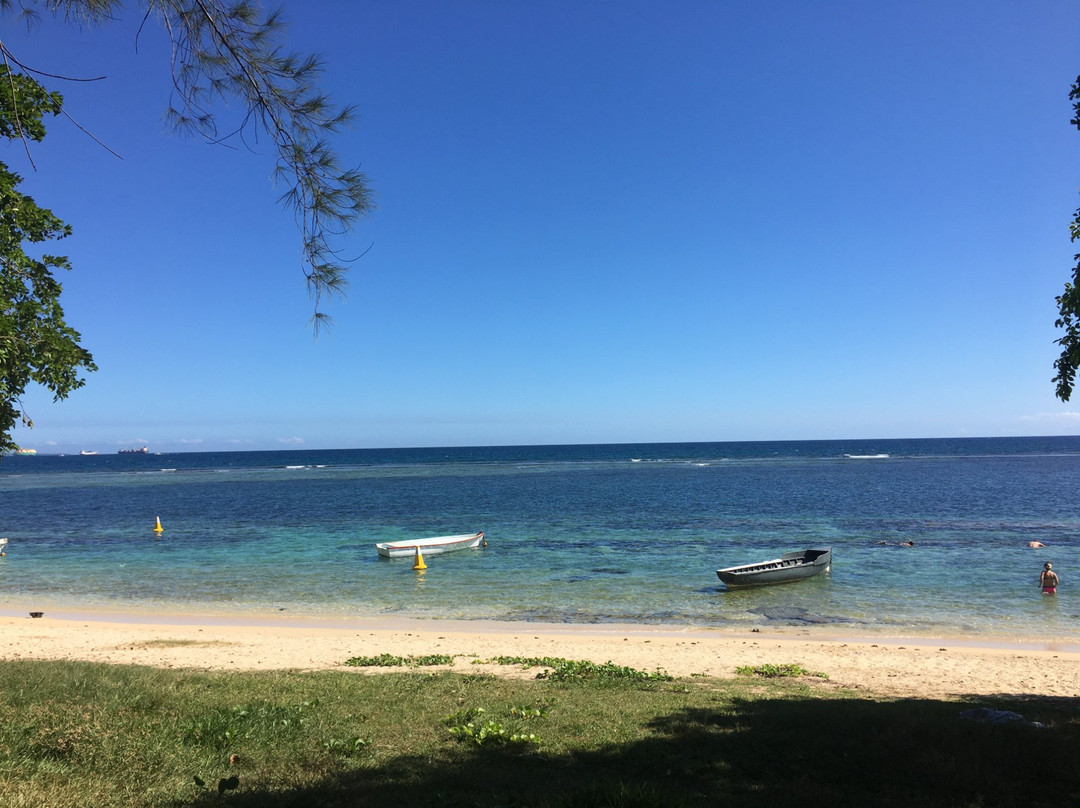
xmin=153 ymin=516 xmax=164 ymax=533
xmin=412 ymin=546 xmax=427 ymax=571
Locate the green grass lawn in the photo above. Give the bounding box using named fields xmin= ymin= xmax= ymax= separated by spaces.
xmin=0 ymin=657 xmax=1077 ymax=807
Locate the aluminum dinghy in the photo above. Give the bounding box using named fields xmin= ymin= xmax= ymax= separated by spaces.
xmin=716 ymin=547 xmax=832 ymax=587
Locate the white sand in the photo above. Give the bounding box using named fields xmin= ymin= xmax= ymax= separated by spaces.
xmin=2 ymin=611 xmax=1078 ymax=700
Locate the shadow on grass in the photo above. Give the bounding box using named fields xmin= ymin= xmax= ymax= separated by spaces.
xmin=185 ymin=693 xmax=1080 ymax=808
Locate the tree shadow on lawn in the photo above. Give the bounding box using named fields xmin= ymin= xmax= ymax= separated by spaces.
xmin=193 ymin=693 xmax=1080 ymax=808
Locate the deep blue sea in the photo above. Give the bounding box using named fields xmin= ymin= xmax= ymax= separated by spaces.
xmin=2 ymin=437 xmax=1078 ymax=640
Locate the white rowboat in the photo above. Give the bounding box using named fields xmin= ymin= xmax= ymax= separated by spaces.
xmin=375 ymin=532 xmax=485 ymax=559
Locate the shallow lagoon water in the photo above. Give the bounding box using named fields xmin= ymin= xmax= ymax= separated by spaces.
xmin=1 ymin=437 xmax=1078 ymax=640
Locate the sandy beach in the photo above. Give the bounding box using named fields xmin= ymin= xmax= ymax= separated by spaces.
xmin=1 ymin=611 xmax=1078 ymax=700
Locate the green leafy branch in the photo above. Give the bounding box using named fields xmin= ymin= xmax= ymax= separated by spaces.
xmin=155 ymin=0 xmax=373 ymax=330
xmin=0 ymin=65 xmax=96 ymax=454
xmin=3 ymin=0 xmax=373 ymax=330
xmin=1054 ymin=76 xmax=1080 ymax=401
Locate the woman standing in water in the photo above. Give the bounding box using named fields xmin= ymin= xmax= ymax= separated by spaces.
xmin=1040 ymin=562 xmax=1059 ymax=595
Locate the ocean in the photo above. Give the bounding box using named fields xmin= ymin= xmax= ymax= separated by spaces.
xmin=1 ymin=436 xmax=1078 ymax=640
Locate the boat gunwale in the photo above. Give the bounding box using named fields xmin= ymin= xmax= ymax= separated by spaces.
xmin=375 ymin=531 xmax=484 ymax=551
xmin=716 ymin=547 xmax=832 ymax=585
xmin=374 ymin=532 xmax=485 ymax=558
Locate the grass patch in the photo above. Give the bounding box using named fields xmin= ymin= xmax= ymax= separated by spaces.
xmin=483 ymin=655 xmax=674 ymax=683
xmin=0 ymin=658 xmax=1077 ymax=807
xmin=343 ymin=653 xmax=455 ymax=667
xmin=443 ymin=706 xmax=543 ymax=747
xmin=735 ymin=662 xmax=829 ymax=679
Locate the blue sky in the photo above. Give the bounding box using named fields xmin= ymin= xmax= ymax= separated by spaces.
xmin=6 ymin=0 xmax=1080 ymax=452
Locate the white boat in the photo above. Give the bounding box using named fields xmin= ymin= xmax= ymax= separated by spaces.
xmin=0 ymin=537 xmax=8 ymax=555
xmin=375 ymin=531 xmax=485 ymax=559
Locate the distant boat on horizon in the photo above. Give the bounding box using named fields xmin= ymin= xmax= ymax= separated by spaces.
xmin=118 ymin=446 xmax=149 ymax=454
xmin=80 ymin=450 xmax=99 ymax=456
xmin=14 ymin=447 xmax=36 ymax=456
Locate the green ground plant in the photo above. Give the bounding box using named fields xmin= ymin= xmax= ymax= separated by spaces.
xmin=482 ymin=655 xmax=674 ymax=683
xmin=0 ymin=658 xmax=1077 ymax=807
xmin=443 ymin=706 xmax=542 ymax=747
xmin=735 ymin=662 xmax=829 ymax=679
xmin=344 ymin=653 xmax=456 ymax=667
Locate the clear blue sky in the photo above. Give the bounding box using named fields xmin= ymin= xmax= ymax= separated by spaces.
xmin=6 ymin=0 xmax=1080 ymax=452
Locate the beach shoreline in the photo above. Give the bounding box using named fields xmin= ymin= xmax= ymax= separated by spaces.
xmin=2 ymin=608 xmax=1078 ymax=701
xmin=2 ymin=604 xmax=1079 ymax=650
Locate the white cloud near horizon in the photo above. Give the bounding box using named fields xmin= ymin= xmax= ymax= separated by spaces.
xmin=1017 ymin=411 xmax=1080 ymax=424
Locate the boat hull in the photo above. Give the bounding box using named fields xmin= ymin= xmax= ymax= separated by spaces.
xmin=375 ymin=532 xmax=484 ymax=559
xmin=716 ymin=547 xmax=832 ymax=587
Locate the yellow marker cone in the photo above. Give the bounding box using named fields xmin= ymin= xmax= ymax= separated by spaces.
xmin=153 ymin=516 xmax=164 ymax=533
xmin=412 ymin=546 xmax=427 ymax=571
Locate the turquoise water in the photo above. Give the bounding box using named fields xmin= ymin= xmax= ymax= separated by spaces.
xmin=1 ymin=437 xmax=1078 ymax=639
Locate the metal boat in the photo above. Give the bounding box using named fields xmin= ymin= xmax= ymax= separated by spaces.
xmin=716 ymin=547 xmax=832 ymax=587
